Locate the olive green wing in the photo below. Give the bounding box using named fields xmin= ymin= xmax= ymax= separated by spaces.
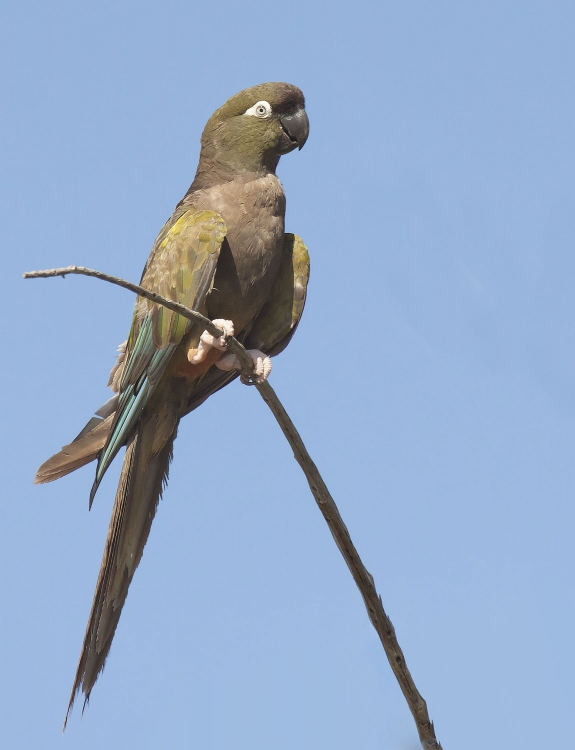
xmin=90 ymin=206 xmax=226 ymax=502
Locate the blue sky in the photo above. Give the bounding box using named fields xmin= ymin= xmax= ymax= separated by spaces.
xmin=2 ymin=1 xmax=575 ymax=748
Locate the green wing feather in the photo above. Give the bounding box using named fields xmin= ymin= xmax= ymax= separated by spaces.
xmin=90 ymin=207 xmax=226 ymax=503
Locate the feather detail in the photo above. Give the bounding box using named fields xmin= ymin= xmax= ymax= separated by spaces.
xmin=107 ymin=341 xmax=127 ymax=393
xmin=34 ymin=414 xmax=114 ymax=484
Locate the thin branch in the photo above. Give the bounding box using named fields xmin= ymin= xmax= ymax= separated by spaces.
xmin=255 ymin=381 xmax=442 ymax=749
xmin=24 ymin=265 xmax=443 ymax=750
xmin=23 ymin=266 xmax=256 ymax=377
xmin=24 ymin=266 xmax=222 ymax=337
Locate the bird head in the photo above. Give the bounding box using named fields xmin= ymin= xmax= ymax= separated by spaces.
xmin=197 ymin=82 xmax=309 ymax=179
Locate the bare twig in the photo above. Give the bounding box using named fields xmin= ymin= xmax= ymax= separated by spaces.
xmin=24 ymin=266 xmax=222 ymax=336
xmin=255 ymin=381 xmax=442 ymax=749
xmin=24 ymin=265 xmax=442 ymax=749
xmin=23 ymin=266 xmax=255 ymax=378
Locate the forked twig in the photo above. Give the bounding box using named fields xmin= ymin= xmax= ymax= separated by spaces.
xmin=24 ymin=265 xmax=443 ymax=750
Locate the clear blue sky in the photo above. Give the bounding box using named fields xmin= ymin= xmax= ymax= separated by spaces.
xmin=2 ymin=1 xmax=574 ymax=748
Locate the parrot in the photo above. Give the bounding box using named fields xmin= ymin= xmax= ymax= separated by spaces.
xmin=34 ymin=82 xmax=310 ymax=725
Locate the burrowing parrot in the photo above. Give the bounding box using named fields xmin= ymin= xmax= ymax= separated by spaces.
xmin=34 ymin=82 xmax=310 ymax=725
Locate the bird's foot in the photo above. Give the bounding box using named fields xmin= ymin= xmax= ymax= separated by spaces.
xmin=215 ymin=349 xmax=272 ymax=385
xmin=187 ymin=319 xmax=234 ymax=364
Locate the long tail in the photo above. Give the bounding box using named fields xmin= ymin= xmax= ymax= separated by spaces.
xmin=64 ymin=412 xmax=178 ymax=729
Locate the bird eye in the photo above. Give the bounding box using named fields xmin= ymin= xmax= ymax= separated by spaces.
xmin=243 ymin=100 xmax=272 ymax=119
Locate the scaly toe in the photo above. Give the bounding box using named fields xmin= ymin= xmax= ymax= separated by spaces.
xmin=215 ymin=348 xmax=272 ymax=384
xmin=248 ymin=350 xmax=272 ymax=384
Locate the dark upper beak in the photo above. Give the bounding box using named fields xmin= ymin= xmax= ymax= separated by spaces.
xmin=280 ymin=108 xmax=310 ymax=150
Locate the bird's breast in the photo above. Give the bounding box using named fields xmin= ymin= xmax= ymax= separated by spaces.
xmin=190 ymin=174 xmax=286 ymax=332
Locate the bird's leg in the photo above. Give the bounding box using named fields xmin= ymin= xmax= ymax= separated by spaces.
xmin=215 ymin=349 xmax=272 ymax=385
xmin=187 ymin=319 xmax=234 ymax=364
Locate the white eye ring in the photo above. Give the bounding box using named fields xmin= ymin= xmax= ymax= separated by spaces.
xmin=243 ymin=100 xmax=272 ymax=119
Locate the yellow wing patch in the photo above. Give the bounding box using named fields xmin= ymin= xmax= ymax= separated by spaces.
xmin=289 ymin=234 xmax=310 ymax=330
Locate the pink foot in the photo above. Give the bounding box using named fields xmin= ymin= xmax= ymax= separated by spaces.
xmin=188 ymin=319 xmax=234 ymax=364
xmin=215 ymin=349 xmax=272 ymax=384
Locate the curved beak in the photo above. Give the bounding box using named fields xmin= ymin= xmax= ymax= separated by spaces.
xmin=280 ymin=108 xmax=310 ymax=150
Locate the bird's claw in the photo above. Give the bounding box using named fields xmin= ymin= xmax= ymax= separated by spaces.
xmin=188 ymin=319 xmax=234 ymax=364
xmin=216 ymin=349 xmax=272 ymax=385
